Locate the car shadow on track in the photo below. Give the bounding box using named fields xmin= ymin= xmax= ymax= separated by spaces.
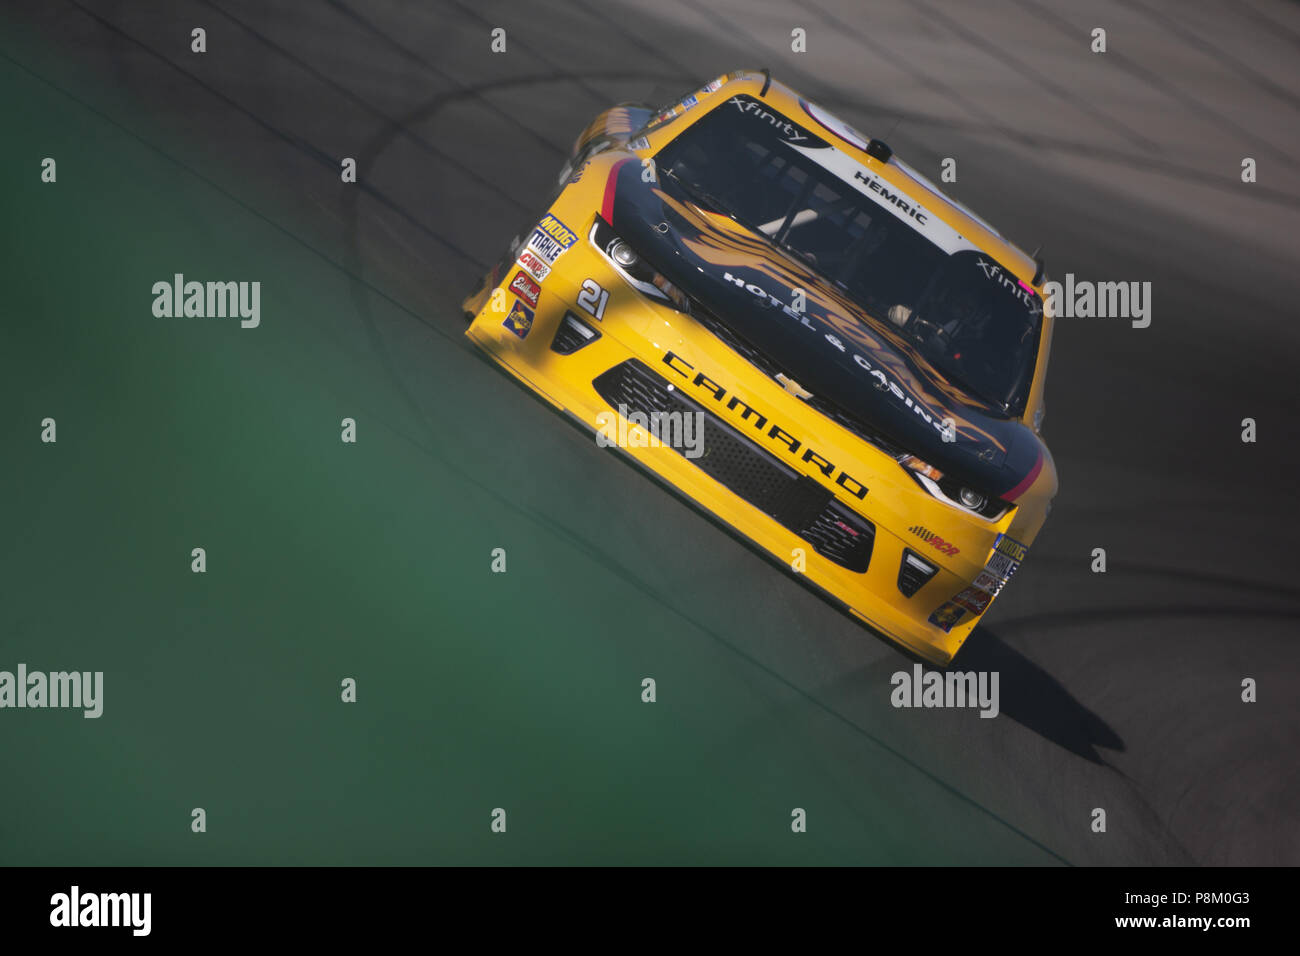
xmin=954 ymin=626 xmax=1124 ymax=765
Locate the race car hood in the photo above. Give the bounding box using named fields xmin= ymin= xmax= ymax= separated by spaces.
xmin=602 ymin=158 xmax=1046 ymax=499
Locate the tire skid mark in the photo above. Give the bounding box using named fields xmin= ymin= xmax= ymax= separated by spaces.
xmin=1010 ymin=0 xmax=1297 ymax=168
xmin=63 ymin=0 xmax=486 ymax=267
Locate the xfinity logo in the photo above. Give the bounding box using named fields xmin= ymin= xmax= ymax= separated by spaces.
xmin=975 ymin=258 xmax=1040 ymax=312
xmin=50 ymin=886 xmax=151 ymax=936
xmin=728 ymin=95 xmax=809 ymax=142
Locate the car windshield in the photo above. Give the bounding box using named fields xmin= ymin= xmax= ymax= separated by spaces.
xmin=653 ymin=95 xmax=1043 ymax=413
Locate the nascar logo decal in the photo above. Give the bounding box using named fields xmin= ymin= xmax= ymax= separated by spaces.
xmin=509 ymin=270 xmax=541 ymax=309
xmin=526 ymin=214 xmax=577 ymax=266
xmin=503 ymin=298 xmax=534 ymax=339
xmin=908 ymin=525 xmax=959 ymax=557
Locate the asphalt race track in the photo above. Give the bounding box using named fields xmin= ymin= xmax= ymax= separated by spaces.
xmin=3 ymin=0 xmax=1298 ymax=866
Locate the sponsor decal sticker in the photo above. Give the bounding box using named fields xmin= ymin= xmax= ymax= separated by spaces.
xmin=992 ymin=533 xmax=1029 ymax=563
xmin=508 ymin=270 xmax=541 ymax=309
xmin=973 ymin=570 xmax=1002 ymax=593
xmin=976 ymin=257 xmax=1041 ymax=312
xmin=516 ymin=248 xmax=551 ymax=281
xmin=503 ymin=298 xmax=534 ymax=339
xmin=786 ymin=142 xmax=978 ymax=256
xmin=628 ymin=136 xmax=650 ymax=151
xmin=928 ymin=601 xmax=967 ymax=633
xmin=527 ymin=231 xmax=565 ymax=265
xmin=981 ymin=533 xmax=1028 ymax=586
xmin=984 ymin=551 xmax=1019 ymax=580
xmin=526 ymin=214 xmax=577 ymax=265
xmin=537 ymin=214 xmax=577 ymax=249
xmin=852 ymin=168 xmax=929 ymax=224
xmin=951 ymin=586 xmax=993 ymax=615
xmin=908 ymin=524 xmax=959 ymax=557
xmin=727 ymin=94 xmax=812 ymax=144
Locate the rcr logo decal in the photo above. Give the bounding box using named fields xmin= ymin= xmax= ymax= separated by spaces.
xmin=908 ymin=524 xmax=960 ymax=556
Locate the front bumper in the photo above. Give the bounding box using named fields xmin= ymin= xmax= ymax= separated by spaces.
xmin=464 ymin=238 xmax=1018 ymax=665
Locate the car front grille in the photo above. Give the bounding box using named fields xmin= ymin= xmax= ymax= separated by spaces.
xmin=592 ymin=359 xmax=875 ymax=573
xmin=686 ymin=300 xmax=905 ymax=459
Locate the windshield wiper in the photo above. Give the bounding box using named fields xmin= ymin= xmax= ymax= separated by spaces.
xmin=774 ymin=239 xmax=820 ymax=272
xmin=938 ymin=367 xmax=1008 ymax=413
xmin=661 ymin=168 xmax=748 ymax=225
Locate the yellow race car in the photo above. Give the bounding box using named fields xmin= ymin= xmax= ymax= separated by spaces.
xmin=463 ymin=70 xmax=1057 ymax=665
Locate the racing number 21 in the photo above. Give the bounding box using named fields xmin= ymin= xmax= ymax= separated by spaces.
xmin=577 ymin=279 xmax=609 ymax=320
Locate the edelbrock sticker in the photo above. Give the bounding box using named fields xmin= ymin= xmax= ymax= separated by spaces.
xmin=509 ymin=270 xmax=541 ymax=309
